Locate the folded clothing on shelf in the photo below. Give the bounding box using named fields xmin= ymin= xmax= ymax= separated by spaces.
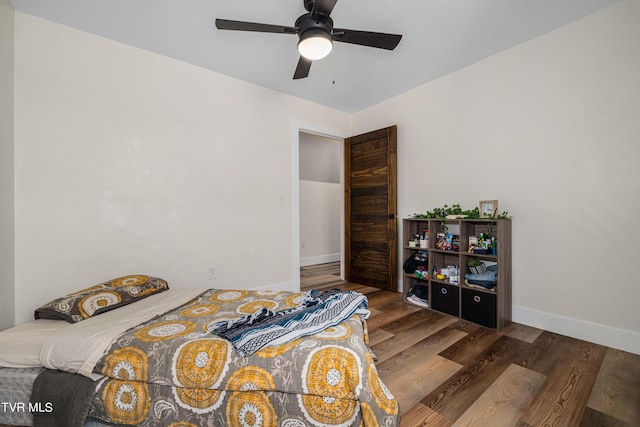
xmin=464 ymin=265 xmax=497 ymax=289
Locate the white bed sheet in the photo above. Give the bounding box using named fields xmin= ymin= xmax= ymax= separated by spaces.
xmin=0 ymin=319 xmax=69 ymax=368
xmin=39 ymin=288 xmax=207 ymax=380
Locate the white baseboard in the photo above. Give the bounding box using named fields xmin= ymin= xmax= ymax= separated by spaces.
xmin=300 ymin=253 xmax=340 ymax=267
xmin=513 ymin=305 xmax=640 ymax=355
xmin=251 ymin=280 xmax=297 ymax=292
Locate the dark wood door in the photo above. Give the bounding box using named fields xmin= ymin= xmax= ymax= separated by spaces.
xmin=345 ymin=125 xmax=397 ymax=291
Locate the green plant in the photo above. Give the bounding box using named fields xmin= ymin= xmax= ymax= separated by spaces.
xmin=467 ymin=259 xmax=483 ymax=267
xmin=412 ymin=204 xmax=480 ymax=219
xmin=412 ymin=205 xmax=511 ymax=220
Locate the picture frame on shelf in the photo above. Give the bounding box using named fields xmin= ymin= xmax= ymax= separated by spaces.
xmin=479 ymin=200 xmax=498 ymax=218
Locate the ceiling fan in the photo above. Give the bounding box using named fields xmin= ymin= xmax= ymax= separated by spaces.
xmin=215 ymin=0 xmax=402 ymax=79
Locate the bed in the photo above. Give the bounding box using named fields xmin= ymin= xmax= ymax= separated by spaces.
xmin=0 ymin=275 xmax=399 ymax=426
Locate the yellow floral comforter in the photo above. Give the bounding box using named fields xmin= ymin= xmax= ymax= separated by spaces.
xmin=87 ymin=289 xmax=399 ymax=426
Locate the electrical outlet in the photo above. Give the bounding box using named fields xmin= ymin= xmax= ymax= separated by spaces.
xmin=301 ymin=242 xmax=305 ymax=249
xmin=207 ymin=266 xmax=217 ymax=280
xmin=277 ymin=192 xmax=285 ymax=205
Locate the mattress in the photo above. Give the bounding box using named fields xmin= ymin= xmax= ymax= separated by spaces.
xmin=0 ymin=320 xmax=65 ymax=425
xmin=0 ymin=366 xmax=114 ymax=427
xmin=0 ymin=366 xmax=44 ymax=426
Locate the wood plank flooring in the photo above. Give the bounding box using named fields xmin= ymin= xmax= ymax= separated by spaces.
xmin=301 ymin=262 xmax=640 ymax=427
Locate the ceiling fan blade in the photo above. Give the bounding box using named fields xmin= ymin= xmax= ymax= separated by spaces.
xmin=332 ymin=28 xmax=402 ymax=50
xmin=215 ymin=19 xmax=297 ymax=34
xmin=312 ymin=0 xmax=338 ymax=18
xmin=293 ymin=56 xmax=312 ymax=79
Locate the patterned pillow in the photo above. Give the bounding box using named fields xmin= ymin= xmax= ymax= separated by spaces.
xmin=34 ymin=275 xmax=169 ymax=323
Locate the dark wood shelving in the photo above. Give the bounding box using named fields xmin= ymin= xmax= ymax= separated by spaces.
xmin=402 ymin=218 xmax=512 ymax=329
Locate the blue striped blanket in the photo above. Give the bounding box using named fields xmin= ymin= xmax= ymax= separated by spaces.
xmin=208 ymin=289 xmax=370 ymax=356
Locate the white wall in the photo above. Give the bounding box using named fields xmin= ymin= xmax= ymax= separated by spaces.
xmin=12 ymin=12 xmax=351 ymax=324
xmin=299 ymin=180 xmax=341 ymax=266
xmin=299 ymin=133 xmax=341 ymax=266
xmin=299 ymin=132 xmax=341 ymax=184
xmin=0 ymin=0 xmax=15 ymax=330
xmin=353 ymin=0 xmax=640 ymax=354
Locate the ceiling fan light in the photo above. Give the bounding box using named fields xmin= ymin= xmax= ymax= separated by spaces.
xmin=298 ymin=30 xmax=333 ymax=60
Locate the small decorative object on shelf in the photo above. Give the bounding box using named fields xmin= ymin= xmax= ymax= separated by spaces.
xmin=467 ymin=259 xmax=486 ymax=275
xmin=479 ymin=200 xmax=499 ymax=218
xmin=468 ymin=235 xmax=478 ymax=253
xmin=436 ymin=233 xmax=451 ymax=250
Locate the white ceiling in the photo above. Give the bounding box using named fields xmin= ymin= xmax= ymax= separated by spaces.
xmin=11 ymin=0 xmax=619 ymax=113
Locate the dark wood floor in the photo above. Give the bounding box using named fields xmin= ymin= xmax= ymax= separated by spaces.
xmin=301 ymin=262 xmax=640 ymax=427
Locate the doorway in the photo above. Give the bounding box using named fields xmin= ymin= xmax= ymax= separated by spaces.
xmin=299 ymin=132 xmax=342 ymax=271
xmin=291 ymin=123 xmax=349 ymax=290
xmin=291 ymin=123 xmax=397 ymax=292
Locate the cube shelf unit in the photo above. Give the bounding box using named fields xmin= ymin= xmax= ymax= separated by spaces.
xmin=402 ymin=218 xmax=512 ymax=329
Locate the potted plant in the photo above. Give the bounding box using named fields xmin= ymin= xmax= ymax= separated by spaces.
xmin=467 ymin=259 xmax=486 ymax=275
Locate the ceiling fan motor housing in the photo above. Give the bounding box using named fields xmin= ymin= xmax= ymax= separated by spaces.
xmin=296 ymin=13 xmax=334 ymax=61
xmin=295 ymin=13 xmax=333 ymax=38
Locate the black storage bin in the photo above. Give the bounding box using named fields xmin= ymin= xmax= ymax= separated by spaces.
xmin=431 ymin=283 xmax=459 ymax=317
xmin=462 ymin=288 xmax=497 ymax=328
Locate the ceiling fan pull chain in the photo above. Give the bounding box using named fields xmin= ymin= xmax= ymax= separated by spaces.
xmin=332 ymin=49 xmax=336 ymax=85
